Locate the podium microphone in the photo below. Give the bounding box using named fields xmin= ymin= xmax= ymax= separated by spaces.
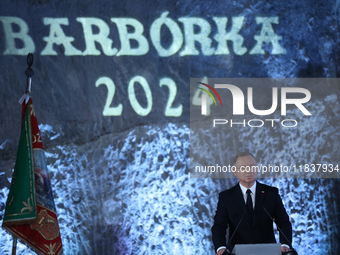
xmin=222 ymin=208 xmax=247 ymax=255
xmin=262 ymin=206 xmax=298 ymax=255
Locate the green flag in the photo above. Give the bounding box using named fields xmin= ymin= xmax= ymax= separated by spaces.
xmin=2 ymin=101 xmax=37 ymax=224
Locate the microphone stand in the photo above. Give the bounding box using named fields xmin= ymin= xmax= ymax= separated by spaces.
xmin=222 ymin=209 xmax=247 ymax=255
xmin=262 ymin=207 xmax=298 ymax=255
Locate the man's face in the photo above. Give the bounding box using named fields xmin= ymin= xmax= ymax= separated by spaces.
xmin=234 ymin=155 xmax=257 ymax=187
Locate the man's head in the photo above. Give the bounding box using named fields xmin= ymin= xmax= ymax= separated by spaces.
xmin=233 ymin=151 xmax=257 ymax=188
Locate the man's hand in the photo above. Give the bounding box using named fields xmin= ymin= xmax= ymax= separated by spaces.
xmin=281 ymin=246 xmax=291 ymax=252
xmin=216 ymin=248 xmax=228 ymax=255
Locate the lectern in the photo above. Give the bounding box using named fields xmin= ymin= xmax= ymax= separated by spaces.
xmin=232 ymin=243 xmax=281 ymax=255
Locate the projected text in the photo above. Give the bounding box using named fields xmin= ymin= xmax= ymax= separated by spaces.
xmin=0 ymin=13 xmax=286 ymax=56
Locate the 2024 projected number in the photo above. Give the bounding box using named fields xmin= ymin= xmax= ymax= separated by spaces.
xmin=95 ymin=76 xmax=183 ymax=117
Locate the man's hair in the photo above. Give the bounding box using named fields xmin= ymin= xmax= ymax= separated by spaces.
xmin=233 ymin=151 xmax=256 ymax=164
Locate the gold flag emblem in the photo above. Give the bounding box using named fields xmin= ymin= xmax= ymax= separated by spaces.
xmin=31 ymin=210 xmax=59 ymax=240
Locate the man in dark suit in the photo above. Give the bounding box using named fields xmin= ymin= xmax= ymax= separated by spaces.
xmin=211 ymin=152 xmax=292 ymax=254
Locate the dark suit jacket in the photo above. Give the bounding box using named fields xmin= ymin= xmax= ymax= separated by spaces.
xmin=211 ymin=181 xmax=292 ymax=252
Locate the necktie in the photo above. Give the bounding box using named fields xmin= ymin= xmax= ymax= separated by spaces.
xmin=246 ymin=189 xmax=254 ymax=221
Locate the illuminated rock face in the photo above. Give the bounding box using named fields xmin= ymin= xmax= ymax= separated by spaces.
xmin=1 ymin=122 xmax=340 ymax=254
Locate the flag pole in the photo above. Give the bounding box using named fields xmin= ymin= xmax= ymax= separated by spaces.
xmin=25 ymin=53 xmax=34 ymax=94
xmin=11 ymin=53 xmax=34 ymax=255
xmin=18 ymin=53 xmax=34 ymax=105
xmin=11 ymin=237 xmax=17 ymax=255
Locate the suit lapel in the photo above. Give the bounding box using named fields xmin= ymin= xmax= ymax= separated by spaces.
xmin=253 ymin=182 xmax=265 ymax=226
xmin=234 ymin=184 xmax=246 ymax=212
xmin=234 ymin=184 xmax=252 ymax=224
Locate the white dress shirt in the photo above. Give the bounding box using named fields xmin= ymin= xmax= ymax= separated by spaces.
xmin=239 ymin=182 xmax=256 ymax=208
